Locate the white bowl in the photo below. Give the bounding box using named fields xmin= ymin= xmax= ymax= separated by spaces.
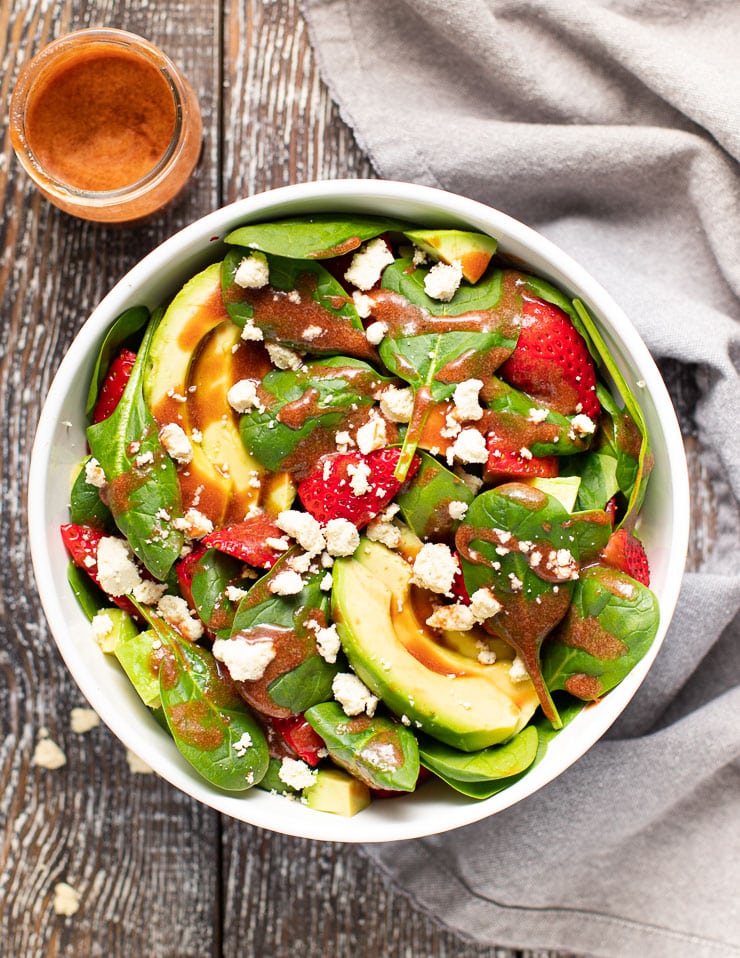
xmin=28 ymin=180 xmax=690 ymax=842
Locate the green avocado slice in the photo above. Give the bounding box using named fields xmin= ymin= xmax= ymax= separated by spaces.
xmin=331 ymin=538 xmax=539 ymax=752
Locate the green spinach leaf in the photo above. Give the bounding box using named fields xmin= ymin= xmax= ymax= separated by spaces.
xmin=305 ymin=702 xmax=420 ymax=792
xmin=225 ymin=214 xmax=408 ymax=259
xmin=395 ymin=451 xmax=474 ymax=541
xmin=87 ymin=311 xmax=184 ymax=579
xmin=189 ymin=548 xmax=245 ymax=639
xmin=69 ymin=457 xmax=114 ymax=529
xmin=418 ymin=724 xmax=538 ymax=785
xmin=67 ymin=561 xmax=107 ymax=621
xmin=85 ymin=305 xmax=150 ymax=419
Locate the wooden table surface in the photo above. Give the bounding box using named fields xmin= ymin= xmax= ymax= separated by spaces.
xmin=1 ymin=2 xmax=711 ymax=956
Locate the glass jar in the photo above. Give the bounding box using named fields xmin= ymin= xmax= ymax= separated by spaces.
xmin=9 ymin=28 xmax=202 ymax=223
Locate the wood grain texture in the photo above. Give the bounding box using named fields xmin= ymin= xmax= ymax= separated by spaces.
xmin=0 ymin=1 xmax=716 ymax=957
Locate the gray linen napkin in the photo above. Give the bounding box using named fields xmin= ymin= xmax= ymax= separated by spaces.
xmin=300 ymin=2 xmax=740 ymax=955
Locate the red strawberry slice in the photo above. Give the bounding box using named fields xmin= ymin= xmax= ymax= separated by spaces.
xmin=500 ymin=296 xmax=600 ymax=419
xmin=60 ymin=523 xmax=138 ymax=615
xmin=202 ymin=513 xmax=286 ymax=569
xmin=604 ymin=496 xmax=618 ymax=528
xmin=298 ymin=447 xmax=421 ymax=528
xmin=484 ymin=432 xmax=559 ymax=483
xmin=175 ymin=543 xmax=208 ymax=609
xmin=272 ymin=714 xmax=326 ymax=767
xmin=449 ymin=558 xmax=471 ymax=605
xmin=91 ymin=348 xmax=137 ymax=424
xmin=600 ymin=528 xmax=650 ymax=586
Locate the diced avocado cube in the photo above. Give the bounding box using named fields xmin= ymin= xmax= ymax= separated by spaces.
xmin=528 ymin=475 xmax=581 ymax=513
xmin=91 ymin=607 xmax=138 ymax=655
xmin=304 ymin=767 xmax=371 ymax=817
xmin=114 ymin=628 xmax=162 ymax=708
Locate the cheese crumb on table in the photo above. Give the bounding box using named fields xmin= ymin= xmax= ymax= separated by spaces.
xmin=53 ymin=882 xmax=81 ymax=917
xmin=126 ymin=749 xmax=154 ymax=775
xmin=32 ymin=733 xmax=67 ymax=770
xmin=70 ymin=708 xmax=100 ymax=734
xmin=332 ymin=672 xmax=378 ymax=717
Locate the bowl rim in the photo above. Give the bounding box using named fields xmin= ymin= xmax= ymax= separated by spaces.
xmin=28 ymin=178 xmax=690 ymax=842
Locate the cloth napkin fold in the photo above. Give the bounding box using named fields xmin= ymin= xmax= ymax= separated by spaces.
xmin=301 ymin=2 xmax=740 ymax=955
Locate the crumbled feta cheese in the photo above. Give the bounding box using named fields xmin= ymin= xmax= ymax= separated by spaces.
xmin=469 ymin=587 xmax=502 ymax=621
xmin=91 ymin=611 xmax=116 ymax=652
xmin=96 ymin=537 xmax=142 ymax=597
xmin=335 ymin=430 xmax=354 ymax=452
xmin=332 ymin=672 xmax=378 ymax=717
xmin=227 ymin=379 xmax=262 ymax=414
xmin=570 ymin=413 xmax=596 ymax=437
xmin=477 ymin=646 xmax=497 ymax=665
xmin=225 ymin=585 xmax=249 ymax=603
xmin=267 ymin=570 xmax=305 ymax=596
xmin=448 ymin=499 xmax=469 ymax=521
xmin=315 ymin=623 xmax=341 ymax=663
xmin=545 ymin=548 xmax=579 ymax=581
xmin=70 ymin=707 xmax=100 ymax=734
xmin=412 ymin=246 xmax=428 ymax=266
xmin=454 ymin=466 xmax=483 ymax=495
xmin=344 ymin=237 xmax=394 ymax=291
xmin=452 ymin=379 xmax=484 ymax=422
xmin=159 ymin=422 xmax=193 ymax=464
xmin=378 ymin=386 xmax=414 ymax=423
xmin=426 ymin=603 xmax=476 ymax=631
xmin=287 ymin=289 xmax=302 ymax=304
xmin=441 ymin=412 xmax=462 ymax=440
xmin=53 ymin=882 xmax=81 ymax=917
xmin=265 ymin=535 xmax=291 ymax=552
xmin=508 ymin=572 xmax=524 ymax=592
xmin=346 ymin=460 xmax=372 ymax=496
xmin=450 ymin=428 xmax=488 ymax=464
xmin=232 ymin=731 xmax=253 ymax=757
xmin=132 ymin=579 xmax=168 ymax=606
xmin=423 ymin=260 xmax=463 ymax=301
xmin=126 ymin=749 xmax=154 ymax=774
xmin=324 ymin=518 xmax=360 ymax=557
xmin=356 ymin=416 xmax=387 ymax=455
xmin=266 ymin=343 xmax=303 ymax=370
xmin=411 ymin=542 xmax=458 ymax=595
xmin=240 ymin=319 xmax=264 ymax=342
xmin=32 ymin=733 xmax=67 ymax=770
xmin=173 ymin=508 xmax=214 ymax=539
xmin=365 ymin=321 xmax=387 ymax=345
xmin=278 ymin=756 xmax=318 ymax=791
xmin=366 ymin=517 xmax=401 ymax=549
xmin=84 ymin=457 xmax=106 ymax=488
xmin=319 ymin=571 xmax=333 ymax=591
xmin=212 ymin=634 xmax=276 ymax=681
xmin=509 ymin=655 xmax=530 ymax=683
xmin=302 ymin=325 xmax=324 ymax=341
xmin=276 ymin=510 xmax=326 ymax=554
xmin=234 ymin=252 xmax=270 ymax=289
xmin=352 ymin=290 xmax=374 ymax=318
xmin=157 ymin=594 xmax=204 ymax=640
xmin=519 ymin=446 xmax=533 ymax=460
xmin=527 ymin=407 xmax=549 ymax=423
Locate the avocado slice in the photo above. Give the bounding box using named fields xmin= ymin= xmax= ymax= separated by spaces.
xmin=403 ymin=228 xmax=498 ymax=283
xmin=304 ymin=767 xmax=371 ymax=817
xmin=527 ymin=475 xmax=581 ymax=513
xmin=332 ymin=539 xmax=539 ymax=751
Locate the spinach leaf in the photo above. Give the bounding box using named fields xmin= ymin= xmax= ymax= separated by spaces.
xmin=572 ymin=300 xmax=652 ymax=526
xmin=379 ymin=261 xmax=520 ymax=479
xmin=67 ymin=561 xmax=107 ymax=621
xmin=418 ymin=724 xmax=538 ymax=786
xmin=69 ymin=457 xmax=114 ymax=529
xmin=255 ymin=756 xmax=299 ymax=795
xmin=239 ymin=358 xmax=387 ymax=473
xmin=87 ymin=311 xmax=184 ymax=579
xmin=563 ymin=509 xmax=613 ymax=564
xmin=225 ymin=214 xmax=408 ymax=259
xmin=484 ymin=378 xmax=593 ymax=457
xmin=85 ymin=305 xmax=150 ymax=419
xmin=305 ymin=702 xmax=420 ymax=792
xmin=395 ymin=451 xmax=474 ymax=541
xmin=189 ymin=548 xmax=245 ymax=639
xmin=456 ymin=483 xmax=581 ymax=728
xmin=132 ymin=599 xmax=269 ymax=791
xmin=564 ymin=448 xmax=620 ymax=512
xmin=268 ymin=655 xmax=339 ymax=713
xmin=542 ymin=565 xmax=660 ymax=699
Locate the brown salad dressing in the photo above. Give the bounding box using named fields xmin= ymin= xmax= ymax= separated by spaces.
xmin=232 ymin=623 xmax=309 ymax=719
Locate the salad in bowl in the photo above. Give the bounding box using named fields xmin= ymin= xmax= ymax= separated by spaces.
xmin=30 ymin=181 xmax=688 ymax=841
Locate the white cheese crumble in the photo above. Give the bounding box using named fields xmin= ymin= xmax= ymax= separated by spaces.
xmin=469 ymin=587 xmax=503 ymax=621
xmin=448 ymin=499 xmax=469 ymax=521
xmin=423 ymin=259 xmax=463 ymax=302
xmin=276 ymin=510 xmax=326 ymax=554
xmin=315 ymin=623 xmax=341 ymax=663
xmin=320 ymin=571 xmax=333 ymax=591
xmin=366 ymin=517 xmax=401 ymax=549
xmin=32 ymin=733 xmax=67 ymax=770
xmin=157 ymin=594 xmax=204 ymax=641
xmin=426 ymin=603 xmax=476 ymax=631
xmin=212 ymin=634 xmax=276 ymax=681
xmin=352 ymin=290 xmax=374 ymax=319
xmin=227 ymin=378 xmax=262 ymax=414
xmin=356 ymin=416 xmax=387 ymax=455
xmin=449 ymin=428 xmax=488 ymax=465
xmin=344 ymin=237 xmax=394 ymax=291
xmin=91 ymin=611 xmax=115 ymax=652
xmin=452 ymin=379 xmax=484 ymax=422
xmin=279 ymin=756 xmax=318 ymax=791
xmin=97 ymin=537 xmax=142 ymax=597
xmin=509 ymin=655 xmax=530 ymax=683
xmin=268 ymin=569 xmax=305 ymax=595
xmin=545 ymin=547 xmax=579 ymax=581
xmin=332 ymin=672 xmax=378 ymax=717
xmin=346 ymin=460 xmax=372 ymax=496
xmin=225 ymin=585 xmax=249 ymax=603
xmin=232 ymin=731 xmax=253 ymax=757
xmin=266 ymin=343 xmax=303 ymax=370
xmin=53 ymin=882 xmax=81 ymax=917
xmin=324 ymin=518 xmax=360 ymax=557
xmin=411 ymin=542 xmax=458 ymax=595
xmin=132 ymin=579 xmax=168 ymax=606
xmin=570 ymin=413 xmax=596 ymax=437
xmin=365 ymin=321 xmax=387 ymax=345
xmin=126 ymin=749 xmax=154 ymax=774
xmin=378 ymin=385 xmax=414 ymax=423
xmin=334 ymin=430 xmax=354 ymax=452
xmin=302 ymin=325 xmax=324 ymax=341
xmin=70 ymin=707 xmax=100 ymax=734
xmin=240 ymin=319 xmax=264 ymax=342
xmin=234 ymin=252 xmax=270 ymax=289
xmin=477 ymin=646 xmax=497 ymax=665
xmin=159 ymin=422 xmax=193 ymax=464
xmin=527 ymin=407 xmax=549 ymax=423
xmin=84 ymin=458 xmax=106 ymax=488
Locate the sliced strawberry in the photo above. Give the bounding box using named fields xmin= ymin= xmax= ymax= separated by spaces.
xmin=297 ymin=447 xmax=421 ymax=528
xmin=91 ymin=348 xmax=137 ymax=424
xmin=175 ymin=543 xmax=208 ymax=609
xmin=60 ymin=523 xmax=137 ymax=615
xmin=499 ymin=297 xmax=600 ymax=419
xmin=272 ymin=714 xmax=326 ymax=767
xmin=449 ymin=558 xmax=471 ymax=605
xmin=484 ymin=432 xmax=559 ymax=483
xmin=600 ymin=528 xmax=650 ymax=586
xmin=202 ymin=513 xmax=285 ymax=569
xmin=604 ymin=496 xmax=618 ymax=528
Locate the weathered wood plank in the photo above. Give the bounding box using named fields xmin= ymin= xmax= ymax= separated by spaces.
xmin=0 ymin=2 xmax=223 ymax=956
